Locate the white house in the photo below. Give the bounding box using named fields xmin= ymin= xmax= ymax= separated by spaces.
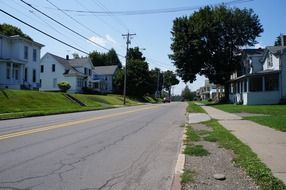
xmin=40 ymin=53 xmax=94 ymax=92
xmin=229 ymin=44 xmax=286 ymax=105
xmin=0 ymin=34 xmax=44 ymax=89
xmin=91 ymin=65 xmax=118 ymax=93
xmin=196 ymin=80 xmax=224 ymax=101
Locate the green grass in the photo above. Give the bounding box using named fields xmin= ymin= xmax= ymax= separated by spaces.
xmin=202 ymin=119 xmax=286 ymax=190
xmin=181 ymin=169 xmax=195 ymax=184
xmin=212 ymin=104 xmax=286 ymax=132
xmin=184 ymin=144 xmax=210 ymax=156
xmin=185 ymin=126 xmax=200 ymax=142
xmin=184 ymin=125 xmax=209 ymax=156
xmin=187 ymin=101 xmax=206 ymax=113
xmin=0 ymin=89 xmax=147 ymax=120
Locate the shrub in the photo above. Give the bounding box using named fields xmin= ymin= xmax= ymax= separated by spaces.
xmin=57 ymin=81 xmax=71 ymax=92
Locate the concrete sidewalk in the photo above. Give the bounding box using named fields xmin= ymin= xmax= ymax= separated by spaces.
xmin=202 ymin=106 xmax=286 ymax=184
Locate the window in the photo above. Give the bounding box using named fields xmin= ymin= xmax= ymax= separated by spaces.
xmin=93 ymin=82 xmax=99 ymax=88
xmin=265 ymin=74 xmax=279 ymax=91
xmin=24 ymin=46 xmax=28 ymax=59
xmin=6 ymin=63 xmax=10 ymax=79
xmin=24 ymin=68 xmax=28 ymax=81
xmin=53 ymin=78 xmax=57 ymax=88
xmin=77 ymin=78 xmax=82 ymax=87
xmin=52 ymin=64 xmax=55 ymax=72
xmin=41 ymin=65 xmax=44 ymax=73
xmin=249 ymin=76 xmax=263 ymax=92
xmin=33 ymin=49 xmax=37 ymax=62
xmin=89 ymin=69 xmax=91 ymax=76
xmin=40 ymin=79 xmax=42 ymax=87
xmin=32 ymin=69 xmax=36 ymax=82
xmin=267 ymin=54 xmax=273 ymax=67
xmin=84 ymin=68 xmax=87 ymax=75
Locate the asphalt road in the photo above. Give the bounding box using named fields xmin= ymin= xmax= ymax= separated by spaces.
xmin=0 ymin=102 xmax=186 ymax=190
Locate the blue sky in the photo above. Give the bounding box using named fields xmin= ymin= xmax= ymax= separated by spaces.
xmin=1 ymin=0 xmax=285 ymax=94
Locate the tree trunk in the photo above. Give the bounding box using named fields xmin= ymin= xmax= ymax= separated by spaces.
xmin=224 ymin=83 xmax=230 ymax=103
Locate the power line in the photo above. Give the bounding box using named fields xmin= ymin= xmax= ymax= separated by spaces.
xmin=45 ymin=0 xmax=106 ymax=40
xmin=45 ymin=0 xmax=253 ymax=16
xmin=0 ymin=8 xmax=89 ymax=55
xmin=20 ymin=0 xmax=123 ymax=56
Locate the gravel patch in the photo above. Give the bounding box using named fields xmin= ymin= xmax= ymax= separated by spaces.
xmin=182 ymin=124 xmax=260 ymax=190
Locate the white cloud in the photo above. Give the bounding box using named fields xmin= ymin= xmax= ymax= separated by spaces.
xmin=88 ymin=34 xmax=117 ymax=48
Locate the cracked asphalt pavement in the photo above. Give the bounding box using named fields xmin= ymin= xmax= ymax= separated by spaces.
xmin=0 ymin=102 xmax=186 ymax=190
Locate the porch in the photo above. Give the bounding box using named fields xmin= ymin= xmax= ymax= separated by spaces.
xmin=229 ymin=71 xmax=281 ymax=105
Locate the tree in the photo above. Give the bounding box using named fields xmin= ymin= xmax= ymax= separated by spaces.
xmin=274 ymin=35 xmax=283 ymax=46
xmin=163 ymin=70 xmax=179 ymax=98
xmin=181 ymin=85 xmax=194 ymax=101
xmin=113 ymin=47 xmax=160 ymax=97
xmin=170 ymin=5 xmax=263 ymax=100
xmin=89 ymin=48 xmax=121 ymax=67
xmin=127 ymin=47 xmax=145 ymax=61
xmin=72 ymin=53 xmax=80 ymax=59
xmin=57 ymin=81 xmax=71 ymax=92
xmin=0 ymin=23 xmax=33 ymax=41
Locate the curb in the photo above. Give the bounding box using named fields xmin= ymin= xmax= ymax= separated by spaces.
xmin=171 ymin=125 xmax=187 ymax=190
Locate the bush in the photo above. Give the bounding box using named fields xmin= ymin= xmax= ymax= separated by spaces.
xmin=57 ymin=81 xmax=71 ymax=92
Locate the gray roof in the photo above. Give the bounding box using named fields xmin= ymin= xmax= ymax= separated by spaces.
xmin=266 ymin=46 xmax=286 ymax=54
xmin=47 ymin=53 xmax=85 ymax=76
xmin=93 ymin=65 xmax=118 ymax=75
xmin=69 ymin=57 xmax=92 ymax=67
xmin=242 ymin=48 xmax=265 ymax=56
xmin=260 ymin=46 xmax=286 ymax=62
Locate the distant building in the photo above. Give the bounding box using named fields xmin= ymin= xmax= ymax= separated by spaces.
xmin=0 ymin=34 xmax=44 ymax=89
xmin=197 ymin=80 xmax=224 ymax=101
xmin=229 ymin=35 xmax=286 ymax=104
xmin=40 ymin=53 xmax=94 ymax=92
xmin=91 ymin=65 xmax=118 ymax=93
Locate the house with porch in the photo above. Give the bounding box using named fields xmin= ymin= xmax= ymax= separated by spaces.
xmin=229 ymin=43 xmax=286 ymax=105
xmin=91 ymin=65 xmax=118 ymax=93
xmin=39 ymin=53 xmax=94 ymax=92
xmin=0 ymin=34 xmax=44 ymax=89
xmin=196 ymin=80 xmax=224 ymax=101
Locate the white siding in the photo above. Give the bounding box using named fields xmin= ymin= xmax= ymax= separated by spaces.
xmin=39 ymin=54 xmax=80 ymax=92
xmin=0 ymin=35 xmax=43 ymax=89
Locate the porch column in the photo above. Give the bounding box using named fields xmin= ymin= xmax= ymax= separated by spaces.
xmin=246 ymin=78 xmax=249 ymax=92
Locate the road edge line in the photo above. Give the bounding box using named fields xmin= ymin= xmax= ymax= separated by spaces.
xmin=171 ymin=124 xmax=187 ymax=190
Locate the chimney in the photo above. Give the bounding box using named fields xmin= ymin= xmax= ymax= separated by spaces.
xmin=280 ymin=34 xmax=286 ymax=46
xmin=66 ymin=55 xmax=69 ymax=60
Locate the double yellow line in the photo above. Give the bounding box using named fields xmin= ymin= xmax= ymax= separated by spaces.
xmin=0 ymin=105 xmax=159 ymax=141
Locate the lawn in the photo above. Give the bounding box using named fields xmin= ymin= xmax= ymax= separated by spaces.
xmin=187 ymin=101 xmax=206 ymax=113
xmin=212 ymin=104 xmax=286 ymax=132
xmin=0 ymin=89 xmax=144 ymax=119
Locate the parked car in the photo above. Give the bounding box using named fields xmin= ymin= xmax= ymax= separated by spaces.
xmin=163 ymin=97 xmax=171 ymax=103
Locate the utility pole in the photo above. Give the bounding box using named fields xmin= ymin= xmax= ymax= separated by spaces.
xmin=122 ymin=32 xmax=136 ymax=105
xmin=156 ymin=70 xmax=160 ymax=98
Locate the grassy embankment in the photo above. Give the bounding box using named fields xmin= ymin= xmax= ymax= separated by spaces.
xmin=185 ymin=102 xmax=286 ymax=189
xmin=212 ymin=104 xmax=286 ymax=132
xmin=0 ymin=89 xmax=157 ymax=120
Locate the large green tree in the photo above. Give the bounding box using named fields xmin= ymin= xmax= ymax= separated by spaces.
xmin=0 ymin=23 xmax=33 ymax=41
xmin=170 ymin=5 xmax=263 ymax=99
xmin=163 ymin=70 xmax=179 ymax=98
xmin=89 ymin=48 xmax=122 ymax=68
xmin=181 ymin=85 xmax=195 ymax=101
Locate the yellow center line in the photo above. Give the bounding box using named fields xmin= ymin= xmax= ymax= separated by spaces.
xmin=0 ymin=105 xmax=161 ymax=141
